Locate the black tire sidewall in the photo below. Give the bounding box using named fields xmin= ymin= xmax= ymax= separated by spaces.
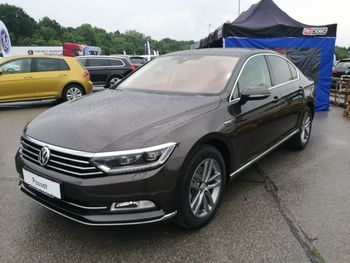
xmin=176 ymin=145 xmax=226 ymax=229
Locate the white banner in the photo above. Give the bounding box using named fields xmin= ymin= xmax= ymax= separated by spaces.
xmin=0 ymin=20 xmax=12 ymax=57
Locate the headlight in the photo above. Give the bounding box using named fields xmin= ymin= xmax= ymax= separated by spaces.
xmin=91 ymin=142 xmax=177 ymax=175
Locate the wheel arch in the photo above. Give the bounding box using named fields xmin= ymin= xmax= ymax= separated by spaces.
xmin=107 ymin=74 xmax=123 ymax=81
xmin=62 ymin=82 xmax=86 ymax=95
xmin=307 ymin=101 xmax=315 ymax=118
xmin=184 ymin=133 xmax=234 ymax=183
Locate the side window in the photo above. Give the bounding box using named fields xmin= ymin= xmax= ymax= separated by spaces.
xmin=288 ymin=62 xmax=298 ymax=80
xmin=87 ymin=59 xmax=109 ymax=67
xmin=109 ymin=59 xmax=124 ymax=66
xmin=233 ymin=56 xmax=271 ymax=99
xmin=267 ymin=56 xmax=293 ymax=85
xmin=59 ymin=60 xmax=70 ymax=71
xmin=36 ymin=58 xmax=61 ymax=72
xmin=0 ymin=59 xmax=32 ymax=74
xmin=77 ymin=58 xmax=86 ymax=67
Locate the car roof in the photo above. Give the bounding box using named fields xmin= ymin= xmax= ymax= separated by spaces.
xmin=2 ymin=55 xmax=68 ymax=60
xmin=0 ymin=55 xmax=72 ymax=64
xmin=78 ymin=55 xmax=127 ymax=59
xmin=165 ymin=48 xmax=276 ymax=59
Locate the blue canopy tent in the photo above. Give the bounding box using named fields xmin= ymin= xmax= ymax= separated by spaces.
xmin=199 ymin=0 xmax=337 ymax=111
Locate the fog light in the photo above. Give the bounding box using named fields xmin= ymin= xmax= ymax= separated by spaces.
xmin=110 ymin=200 xmax=156 ymax=211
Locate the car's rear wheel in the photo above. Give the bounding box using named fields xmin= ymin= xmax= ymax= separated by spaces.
xmin=108 ymin=76 xmax=121 ymax=88
xmin=62 ymin=84 xmax=85 ymax=102
xmin=289 ymin=107 xmax=312 ymax=150
xmin=176 ymin=145 xmax=226 ymax=229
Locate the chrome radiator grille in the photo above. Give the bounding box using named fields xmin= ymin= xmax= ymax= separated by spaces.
xmin=20 ymin=136 xmax=103 ymax=177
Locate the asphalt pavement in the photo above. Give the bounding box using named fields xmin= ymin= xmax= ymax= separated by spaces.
xmin=0 ymin=99 xmax=349 ymax=263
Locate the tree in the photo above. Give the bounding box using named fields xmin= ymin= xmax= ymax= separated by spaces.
xmin=0 ymin=4 xmax=195 ymax=54
xmin=335 ymin=46 xmax=349 ymax=60
xmin=0 ymin=4 xmax=37 ymax=45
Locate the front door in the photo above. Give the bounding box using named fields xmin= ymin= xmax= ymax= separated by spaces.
xmin=85 ymin=58 xmax=110 ymax=85
xmin=0 ymin=58 xmax=34 ymax=102
xmin=228 ymin=55 xmax=283 ymax=167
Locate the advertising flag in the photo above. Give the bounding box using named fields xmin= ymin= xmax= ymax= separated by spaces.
xmin=0 ymin=20 xmax=12 ymax=57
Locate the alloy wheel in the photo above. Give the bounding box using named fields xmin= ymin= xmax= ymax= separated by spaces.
xmin=66 ymin=87 xmax=83 ymax=101
xmin=109 ymin=77 xmax=121 ymax=87
xmin=189 ymin=158 xmax=222 ymax=218
xmin=300 ymin=111 xmax=311 ymax=144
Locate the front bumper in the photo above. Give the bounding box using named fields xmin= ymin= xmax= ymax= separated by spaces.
xmin=16 ymin=151 xmax=179 ymax=226
xmin=19 ymin=182 xmax=177 ymax=226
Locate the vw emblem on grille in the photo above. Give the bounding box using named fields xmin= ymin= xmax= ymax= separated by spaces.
xmin=38 ymin=146 xmax=50 ymax=166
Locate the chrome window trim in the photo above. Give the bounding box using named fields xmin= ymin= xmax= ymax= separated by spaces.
xmin=83 ymin=57 xmax=126 ymax=68
xmin=108 ymin=59 xmax=126 ymax=67
xmin=229 ymin=53 xmax=300 ymax=103
xmin=0 ymin=57 xmax=32 ymax=75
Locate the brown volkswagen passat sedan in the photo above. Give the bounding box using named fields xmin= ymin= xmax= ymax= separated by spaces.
xmin=16 ymin=48 xmax=314 ymax=229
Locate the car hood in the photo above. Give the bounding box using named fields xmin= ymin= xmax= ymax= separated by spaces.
xmin=25 ymin=89 xmax=221 ymax=152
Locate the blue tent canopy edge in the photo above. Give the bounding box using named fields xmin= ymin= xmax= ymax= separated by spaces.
xmin=224 ymin=37 xmax=336 ymax=112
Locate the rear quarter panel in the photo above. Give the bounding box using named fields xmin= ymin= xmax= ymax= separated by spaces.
xmin=63 ymin=58 xmax=93 ymax=95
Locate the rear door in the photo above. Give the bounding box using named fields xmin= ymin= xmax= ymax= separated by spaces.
xmin=266 ymin=55 xmax=302 ymax=137
xmin=32 ymin=58 xmax=70 ymax=98
xmin=109 ymin=58 xmax=129 ymax=77
xmin=0 ymin=58 xmax=34 ymax=102
xmin=228 ymin=55 xmax=282 ymax=166
xmin=85 ymin=58 xmax=110 ymax=85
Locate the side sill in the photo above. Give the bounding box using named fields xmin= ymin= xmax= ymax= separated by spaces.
xmin=230 ymin=129 xmax=299 ymax=178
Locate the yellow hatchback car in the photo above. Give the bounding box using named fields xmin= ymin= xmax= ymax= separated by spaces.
xmin=0 ymin=56 xmax=93 ymax=103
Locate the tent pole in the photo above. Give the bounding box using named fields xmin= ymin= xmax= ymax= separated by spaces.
xmin=238 ymin=0 xmax=241 ymax=16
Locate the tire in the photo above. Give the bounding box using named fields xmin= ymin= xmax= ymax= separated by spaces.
xmin=62 ymin=84 xmax=85 ymax=102
xmin=107 ymin=76 xmax=121 ymax=88
xmin=176 ymin=145 xmax=226 ymax=229
xmin=289 ymin=107 xmax=312 ymax=150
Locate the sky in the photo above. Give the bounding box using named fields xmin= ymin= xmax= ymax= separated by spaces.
xmin=1 ymin=0 xmax=349 ymax=46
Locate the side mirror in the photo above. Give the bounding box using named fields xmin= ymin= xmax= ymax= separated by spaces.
xmin=0 ymin=69 xmax=3 ymax=76
xmin=240 ymin=84 xmax=271 ymax=104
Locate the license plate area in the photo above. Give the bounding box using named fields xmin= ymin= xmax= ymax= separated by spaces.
xmin=23 ymin=169 xmax=61 ymax=199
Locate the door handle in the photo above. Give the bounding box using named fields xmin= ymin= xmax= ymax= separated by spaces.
xmin=58 ymin=74 xmax=66 ymax=77
xmin=24 ymin=76 xmax=33 ymax=79
xmin=272 ymin=96 xmax=279 ymax=103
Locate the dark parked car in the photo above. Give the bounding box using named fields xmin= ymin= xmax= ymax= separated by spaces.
xmin=77 ymin=56 xmax=136 ymax=87
xmin=332 ymin=58 xmax=350 ymax=78
xmin=129 ymin=56 xmax=147 ymax=69
xmin=16 ymin=49 xmax=314 ymax=229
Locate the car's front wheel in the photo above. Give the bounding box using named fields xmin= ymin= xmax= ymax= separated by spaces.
xmin=62 ymin=84 xmax=85 ymax=102
xmin=176 ymin=145 xmax=226 ymax=229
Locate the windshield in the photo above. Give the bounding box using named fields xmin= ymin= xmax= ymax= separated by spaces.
xmin=118 ymin=55 xmax=239 ymax=95
xmin=336 ymin=61 xmax=350 ymax=68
